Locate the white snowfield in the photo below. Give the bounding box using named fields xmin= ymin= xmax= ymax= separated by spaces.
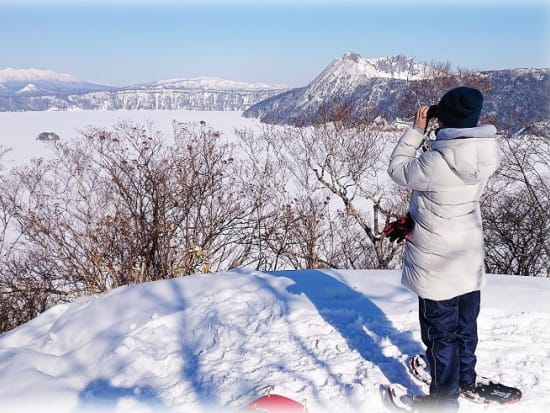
xmin=0 ymin=269 xmax=548 ymax=413
xmin=0 ymin=110 xmax=257 ymax=167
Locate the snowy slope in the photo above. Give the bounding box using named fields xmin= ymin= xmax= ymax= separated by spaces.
xmin=0 ymin=269 xmax=549 ymax=413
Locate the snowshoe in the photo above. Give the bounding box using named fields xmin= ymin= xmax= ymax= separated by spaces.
xmin=409 ymin=354 xmax=431 ymax=385
xmin=386 ymin=383 xmax=434 ymax=412
xmin=459 ymin=377 xmax=522 ymax=404
xmin=409 ymin=354 xmax=522 ymax=404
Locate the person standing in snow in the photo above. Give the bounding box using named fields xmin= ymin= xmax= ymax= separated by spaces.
xmin=386 ymin=87 xmax=501 ymax=412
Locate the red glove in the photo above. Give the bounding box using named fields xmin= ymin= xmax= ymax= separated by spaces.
xmin=383 ymin=213 xmax=415 ymax=243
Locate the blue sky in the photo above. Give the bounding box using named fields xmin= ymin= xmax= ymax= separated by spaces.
xmin=0 ymin=0 xmax=548 ymax=87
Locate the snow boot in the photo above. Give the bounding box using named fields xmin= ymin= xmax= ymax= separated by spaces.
xmin=459 ymin=377 xmax=522 ymax=404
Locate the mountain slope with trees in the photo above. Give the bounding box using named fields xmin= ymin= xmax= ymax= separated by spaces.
xmin=243 ymin=53 xmax=550 ymax=135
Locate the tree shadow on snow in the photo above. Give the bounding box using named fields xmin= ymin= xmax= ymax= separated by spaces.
xmin=74 ymin=279 xmax=191 ymax=412
xmin=76 ymin=377 xmax=166 ymax=412
xmin=269 ymin=269 xmax=423 ymax=393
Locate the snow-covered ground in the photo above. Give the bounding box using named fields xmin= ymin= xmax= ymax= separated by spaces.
xmin=0 ymin=269 xmax=549 ymax=413
xmin=1 ymin=111 xmax=549 ymax=412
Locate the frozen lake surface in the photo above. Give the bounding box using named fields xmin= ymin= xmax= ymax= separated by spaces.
xmin=0 ymin=110 xmax=258 ymax=167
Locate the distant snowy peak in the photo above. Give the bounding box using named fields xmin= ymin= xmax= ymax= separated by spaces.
xmin=0 ymin=70 xmax=286 ymax=111
xmin=320 ymin=52 xmax=429 ymax=81
xmin=16 ymin=83 xmax=39 ymax=94
xmin=0 ymin=68 xmax=79 ymax=83
xmin=134 ymin=76 xmax=286 ymax=91
xmin=367 ymin=55 xmax=433 ymax=80
xmin=307 ymin=52 xmax=430 ymax=96
xmin=0 ymin=68 xmax=114 ymax=98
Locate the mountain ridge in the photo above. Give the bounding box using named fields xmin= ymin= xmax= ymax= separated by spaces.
xmin=0 ymin=68 xmax=80 ymax=83
xmin=131 ymin=76 xmax=287 ymax=91
xmin=0 ymin=68 xmax=287 ymax=111
xmin=243 ymin=53 xmax=550 ymax=133
xmin=1 ymin=54 xmax=549 ymax=125
xmin=0 ymin=54 xmax=442 ymax=111
xmin=311 ymin=53 xmax=430 ymax=83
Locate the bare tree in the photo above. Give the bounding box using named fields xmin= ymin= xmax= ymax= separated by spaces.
xmin=482 ymin=135 xmax=550 ymax=276
xmin=0 ymin=147 xmax=46 ymax=332
xmin=170 ymin=120 xmax=256 ymax=274
xmin=0 ymin=146 xmax=16 ymax=263
xmin=0 ymin=120 xmax=258 ymax=333
xmin=237 ymin=113 xmax=407 ymax=270
xmin=232 ymin=125 xmax=295 ymax=270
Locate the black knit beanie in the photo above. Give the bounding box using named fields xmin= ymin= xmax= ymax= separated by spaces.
xmin=435 ymin=86 xmax=483 ymax=128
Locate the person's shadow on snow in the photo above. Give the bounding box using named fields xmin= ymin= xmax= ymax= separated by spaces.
xmin=269 ymin=269 xmax=423 ymax=393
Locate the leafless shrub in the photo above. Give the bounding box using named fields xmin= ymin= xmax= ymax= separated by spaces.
xmin=0 ymin=147 xmax=44 ymax=332
xmin=0 ymin=121 xmax=256 ymax=332
xmin=236 ymin=110 xmax=408 ymax=270
xmin=170 ymin=121 xmax=255 ymax=274
xmin=482 ymin=135 xmax=550 ymax=277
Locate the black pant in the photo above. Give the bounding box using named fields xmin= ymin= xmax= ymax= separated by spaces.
xmin=419 ymin=290 xmax=480 ymax=411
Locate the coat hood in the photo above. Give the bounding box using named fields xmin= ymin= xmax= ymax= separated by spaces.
xmin=431 ymin=125 xmax=501 ymax=184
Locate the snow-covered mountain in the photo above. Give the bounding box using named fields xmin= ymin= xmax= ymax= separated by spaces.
xmin=0 ymin=269 xmax=549 ymax=413
xmin=0 ymin=68 xmax=79 ymax=83
xmin=243 ymin=52 xmax=550 ymax=133
xmin=0 ymin=70 xmax=287 ymax=111
xmin=0 ymin=68 xmax=112 ymax=97
xmin=307 ymin=52 xmax=428 ymax=96
xmin=242 ymin=53 xmax=436 ymax=125
xmin=131 ymin=76 xmax=285 ymax=92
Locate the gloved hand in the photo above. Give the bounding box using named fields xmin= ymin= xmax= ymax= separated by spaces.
xmin=383 ymin=213 xmax=415 ymax=243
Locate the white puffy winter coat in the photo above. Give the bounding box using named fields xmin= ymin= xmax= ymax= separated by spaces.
xmin=387 ymin=125 xmax=501 ymax=301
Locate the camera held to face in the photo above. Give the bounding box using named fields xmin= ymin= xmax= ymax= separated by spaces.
xmin=427 ymin=105 xmax=438 ymax=120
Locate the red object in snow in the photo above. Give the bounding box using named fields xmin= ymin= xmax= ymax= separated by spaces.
xmin=242 ymin=394 xmax=308 ymax=413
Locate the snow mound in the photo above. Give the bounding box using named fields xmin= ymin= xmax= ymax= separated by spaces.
xmin=0 ymin=269 xmax=549 ymax=413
